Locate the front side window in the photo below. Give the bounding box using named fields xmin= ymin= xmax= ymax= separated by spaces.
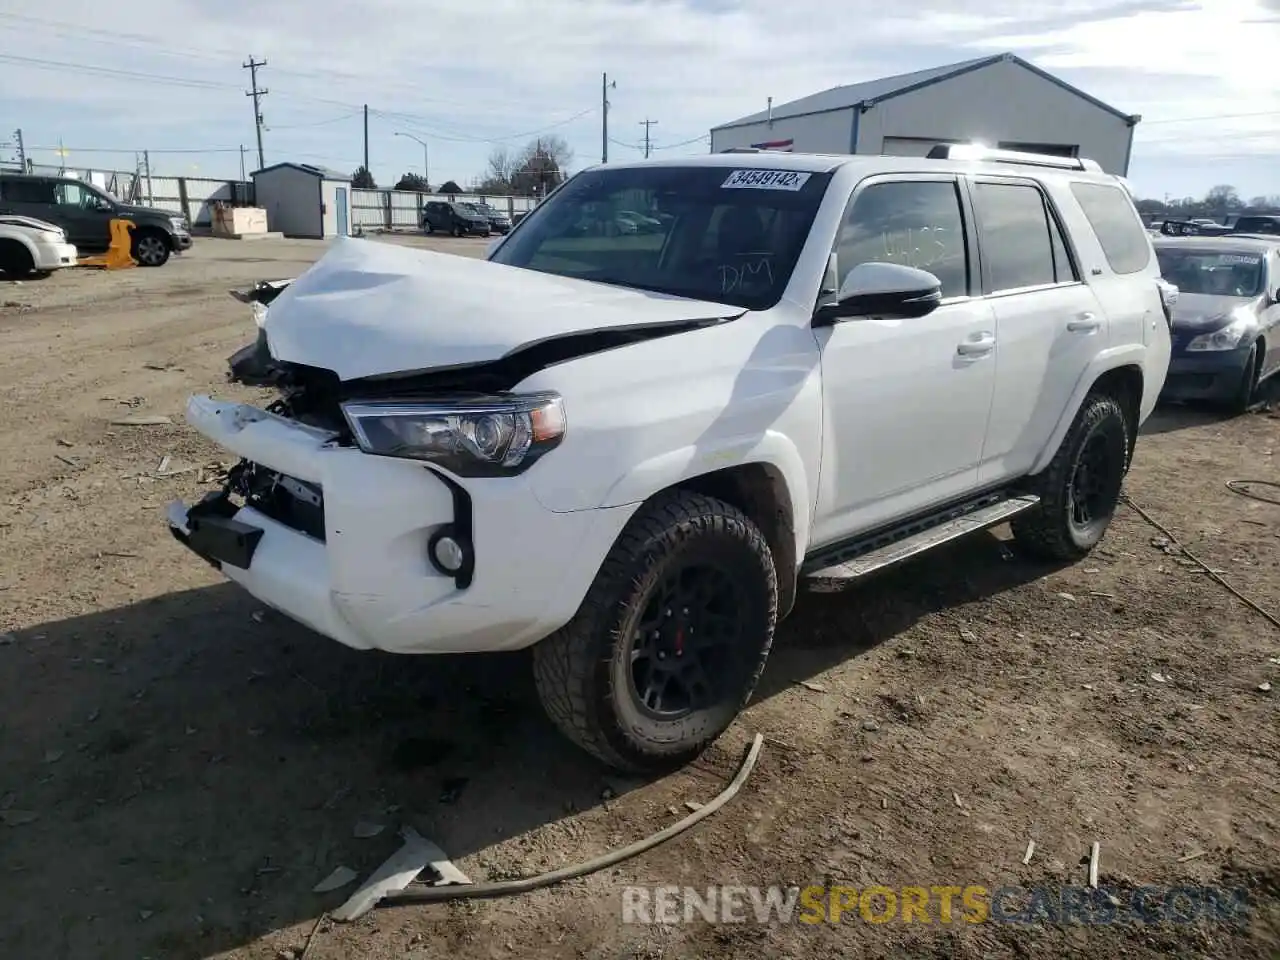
xmin=490 ymin=165 xmax=834 ymax=310
xmin=1154 ymin=247 xmax=1265 ymax=298
xmin=972 ymin=181 xmax=1063 ymax=293
xmin=834 ymin=179 xmax=970 ymax=299
xmin=1070 ymin=181 xmax=1152 ymax=274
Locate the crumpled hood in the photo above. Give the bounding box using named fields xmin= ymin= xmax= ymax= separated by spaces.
xmin=1170 ymin=292 xmax=1259 ymax=330
xmin=0 ymin=214 xmax=65 ymax=234
xmin=261 ymin=236 xmax=744 ymax=381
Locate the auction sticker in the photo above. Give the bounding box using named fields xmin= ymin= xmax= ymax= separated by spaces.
xmin=722 ymin=169 xmax=811 ymax=191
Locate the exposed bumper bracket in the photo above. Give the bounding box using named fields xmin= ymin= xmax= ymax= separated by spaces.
xmin=167 ymin=492 xmax=264 ymax=570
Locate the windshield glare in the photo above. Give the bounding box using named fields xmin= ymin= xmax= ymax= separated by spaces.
xmin=1156 ymin=248 xmax=1265 ymax=298
xmin=489 ymin=165 xmax=834 ymax=309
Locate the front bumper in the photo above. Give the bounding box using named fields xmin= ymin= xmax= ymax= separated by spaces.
xmin=165 ymin=395 xmax=634 ymax=654
xmin=1159 ymin=341 xmax=1253 ymax=402
xmin=172 ymin=232 xmax=193 ymax=251
xmin=30 ymin=239 xmax=77 ymax=270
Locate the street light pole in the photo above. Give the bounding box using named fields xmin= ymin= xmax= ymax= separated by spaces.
xmin=394 ymin=131 xmax=430 ymax=187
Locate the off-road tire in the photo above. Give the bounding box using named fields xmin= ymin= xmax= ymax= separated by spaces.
xmin=1226 ymin=342 xmax=1260 ymax=416
xmin=1011 ymin=392 xmax=1130 ymax=562
xmin=532 ymin=491 xmax=778 ymax=772
xmin=0 ymin=239 xmax=34 ymax=278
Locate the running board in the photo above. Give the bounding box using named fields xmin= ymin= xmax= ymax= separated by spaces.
xmin=802 ymin=494 xmax=1040 ymax=581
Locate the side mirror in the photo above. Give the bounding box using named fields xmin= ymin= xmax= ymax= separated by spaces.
xmin=814 ymin=262 xmax=943 ymax=325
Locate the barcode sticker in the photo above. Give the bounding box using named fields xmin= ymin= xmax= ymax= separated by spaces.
xmin=721 ymin=169 xmax=811 ymax=191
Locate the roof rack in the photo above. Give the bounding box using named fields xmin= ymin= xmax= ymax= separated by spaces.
xmin=926 ymin=142 xmax=1102 ymax=172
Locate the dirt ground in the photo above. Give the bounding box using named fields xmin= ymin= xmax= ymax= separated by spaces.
xmin=1 ymin=235 xmax=1277 ymax=960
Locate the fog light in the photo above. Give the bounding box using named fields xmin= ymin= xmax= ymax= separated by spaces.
xmin=432 ymin=535 xmax=465 ymax=573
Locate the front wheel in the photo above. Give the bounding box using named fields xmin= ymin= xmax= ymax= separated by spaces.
xmin=0 ymin=239 xmax=34 ymax=278
xmin=1226 ymin=343 xmax=1260 ymax=415
xmin=132 ymin=230 xmax=171 ymax=267
xmin=1011 ymin=392 xmax=1130 ymax=561
xmin=533 ymin=491 xmax=778 ymax=772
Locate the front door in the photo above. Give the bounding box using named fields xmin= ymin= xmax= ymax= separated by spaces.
xmin=54 ymin=180 xmax=116 ymax=249
xmin=335 ymin=186 xmax=348 ymax=236
xmin=809 ymin=176 xmax=998 ymax=548
xmin=968 ymin=176 xmax=1105 ymax=484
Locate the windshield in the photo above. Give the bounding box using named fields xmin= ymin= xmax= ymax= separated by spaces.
xmin=1155 ymin=247 xmax=1266 ymax=298
xmin=489 ymin=164 xmax=834 ymax=310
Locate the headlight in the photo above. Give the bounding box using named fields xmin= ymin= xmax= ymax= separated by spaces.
xmin=341 ymin=393 xmax=566 ymax=476
xmin=170 ymin=216 xmax=187 ymax=231
xmin=1186 ymin=316 xmax=1251 ymax=352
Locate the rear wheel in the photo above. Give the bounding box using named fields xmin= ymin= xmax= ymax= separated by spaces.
xmin=132 ymin=229 xmax=170 ymax=267
xmin=1011 ymin=392 xmax=1130 ymax=561
xmin=0 ymin=240 xmax=34 ymax=278
xmin=533 ymin=491 xmax=777 ymax=772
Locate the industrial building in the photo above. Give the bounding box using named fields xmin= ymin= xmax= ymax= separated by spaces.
xmin=250 ymin=163 xmax=353 ymax=239
xmin=709 ymin=53 xmax=1139 ymax=175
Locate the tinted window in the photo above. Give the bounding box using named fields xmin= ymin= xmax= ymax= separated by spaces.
xmin=1233 ymin=217 xmax=1280 ymax=236
xmin=1153 ymin=247 xmax=1265 ymax=298
xmin=1048 ymin=207 xmax=1078 ymax=283
xmin=835 ymin=180 xmax=969 ymax=298
xmin=491 ymin=165 xmax=834 ymax=310
xmin=973 ymin=182 xmax=1058 ymax=292
xmin=1069 ymin=181 xmax=1151 ymax=274
xmin=56 ymin=182 xmax=90 ymax=206
xmin=1 ymin=177 xmax=55 ymax=204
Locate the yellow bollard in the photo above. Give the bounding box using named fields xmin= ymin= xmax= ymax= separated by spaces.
xmin=77 ymin=218 xmax=137 ymax=269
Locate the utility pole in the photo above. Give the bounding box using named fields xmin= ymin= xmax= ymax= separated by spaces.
xmin=363 ymin=104 xmax=369 ymax=173
xmin=143 ymin=150 xmax=153 ymax=206
xmin=394 ymin=132 xmax=429 ymax=186
xmin=13 ymin=128 xmax=24 ymax=170
xmin=639 ymin=118 xmax=658 ymax=159
xmin=601 ymin=73 xmax=616 ymax=164
xmin=239 ymin=145 xmax=246 ymax=181
xmin=243 ymin=56 xmax=268 ymax=170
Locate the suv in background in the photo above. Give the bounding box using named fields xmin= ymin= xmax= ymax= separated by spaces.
xmin=0 ymin=173 xmax=191 ymax=266
xmin=422 ymin=200 xmax=490 ymax=237
xmin=461 ymin=201 xmax=511 ymax=235
xmin=166 ymin=145 xmax=1171 ymax=773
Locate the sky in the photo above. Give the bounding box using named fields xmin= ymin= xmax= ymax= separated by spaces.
xmin=1 ymin=0 xmax=1277 ymax=202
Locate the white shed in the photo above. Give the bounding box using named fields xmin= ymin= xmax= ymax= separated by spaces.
xmin=709 ymin=53 xmax=1140 ymax=175
xmin=250 ymin=163 xmax=353 ymax=239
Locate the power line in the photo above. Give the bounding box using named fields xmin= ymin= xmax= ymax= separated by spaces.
xmin=1140 ymin=110 xmax=1280 ymax=125
xmin=0 ymin=52 xmax=235 ymax=89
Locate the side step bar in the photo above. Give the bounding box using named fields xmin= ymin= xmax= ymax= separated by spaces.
xmin=802 ymin=493 xmax=1040 ymax=581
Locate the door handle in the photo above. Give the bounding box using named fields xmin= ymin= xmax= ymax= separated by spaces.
xmin=1067 ymin=312 xmax=1101 ymax=333
xmin=956 ymin=332 xmax=996 ymax=356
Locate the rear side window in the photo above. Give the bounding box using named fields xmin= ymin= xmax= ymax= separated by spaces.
xmin=1069 ymin=181 xmax=1151 ymax=274
xmin=0 ymin=178 xmax=56 ymax=203
xmin=972 ymin=181 xmax=1069 ymax=292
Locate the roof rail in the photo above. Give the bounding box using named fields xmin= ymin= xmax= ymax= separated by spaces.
xmin=926 ymin=142 xmax=1102 ymax=172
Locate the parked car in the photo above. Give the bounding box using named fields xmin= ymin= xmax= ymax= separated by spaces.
xmin=461 ymin=202 xmax=511 ymax=235
xmin=1154 ymin=235 xmax=1280 ymax=411
xmin=166 ymin=146 xmax=1170 ymax=772
xmin=0 ymin=215 xmax=77 ymax=277
xmin=1159 ymin=218 xmax=1233 ymax=237
xmin=0 ymin=173 xmax=191 ymax=266
xmin=422 ymin=200 xmax=489 ymax=237
xmin=615 ymin=209 xmax=664 ymax=233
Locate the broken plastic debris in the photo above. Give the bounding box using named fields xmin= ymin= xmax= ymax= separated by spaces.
xmin=313 ymin=866 xmax=359 ymax=893
xmin=110 ymin=415 xmax=172 ymax=426
xmin=1260 ymin=682 xmax=1273 ymax=693
xmin=1150 ymin=672 xmax=1169 ymax=684
xmin=331 ymin=826 xmax=471 ymax=922
xmin=353 ymin=821 xmax=385 ymax=839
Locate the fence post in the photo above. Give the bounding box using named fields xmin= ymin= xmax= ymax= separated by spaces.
xmin=383 ymin=191 xmax=392 ymax=230
xmin=417 ymin=192 xmax=424 ymax=227
xmin=178 ymin=179 xmax=191 ymax=224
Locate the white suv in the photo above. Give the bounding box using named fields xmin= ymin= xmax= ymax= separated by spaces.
xmin=167 ymin=146 xmax=1171 ymax=772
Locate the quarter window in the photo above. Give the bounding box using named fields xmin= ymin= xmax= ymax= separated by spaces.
xmin=972 ymin=182 xmax=1066 ymax=293
xmin=0 ymin=178 xmax=55 ymax=203
xmin=1069 ymin=181 xmax=1152 ymax=274
xmin=835 ymin=180 xmax=969 ymax=299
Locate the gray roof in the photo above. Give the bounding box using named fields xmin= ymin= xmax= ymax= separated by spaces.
xmin=252 ymin=162 xmax=351 ymax=181
xmin=713 ymin=53 xmax=1136 ymax=131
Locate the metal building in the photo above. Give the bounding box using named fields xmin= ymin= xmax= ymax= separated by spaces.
xmin=250 ymin=163 xmax=353 ymax=239
xmin=709 ymin=53 xmax=1140 ymax=174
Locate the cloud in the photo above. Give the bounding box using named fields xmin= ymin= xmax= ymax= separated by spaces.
xmin=1 ymin=0 xmax=1275 ymax=196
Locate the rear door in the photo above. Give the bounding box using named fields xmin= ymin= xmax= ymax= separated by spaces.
xmin=970 ymin=175 xmax=1103 ymax=484
xmin=53 ymin=180 xmax=114 ymax=248
xmin=0 ymin=176 xmax=60 ymax=224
